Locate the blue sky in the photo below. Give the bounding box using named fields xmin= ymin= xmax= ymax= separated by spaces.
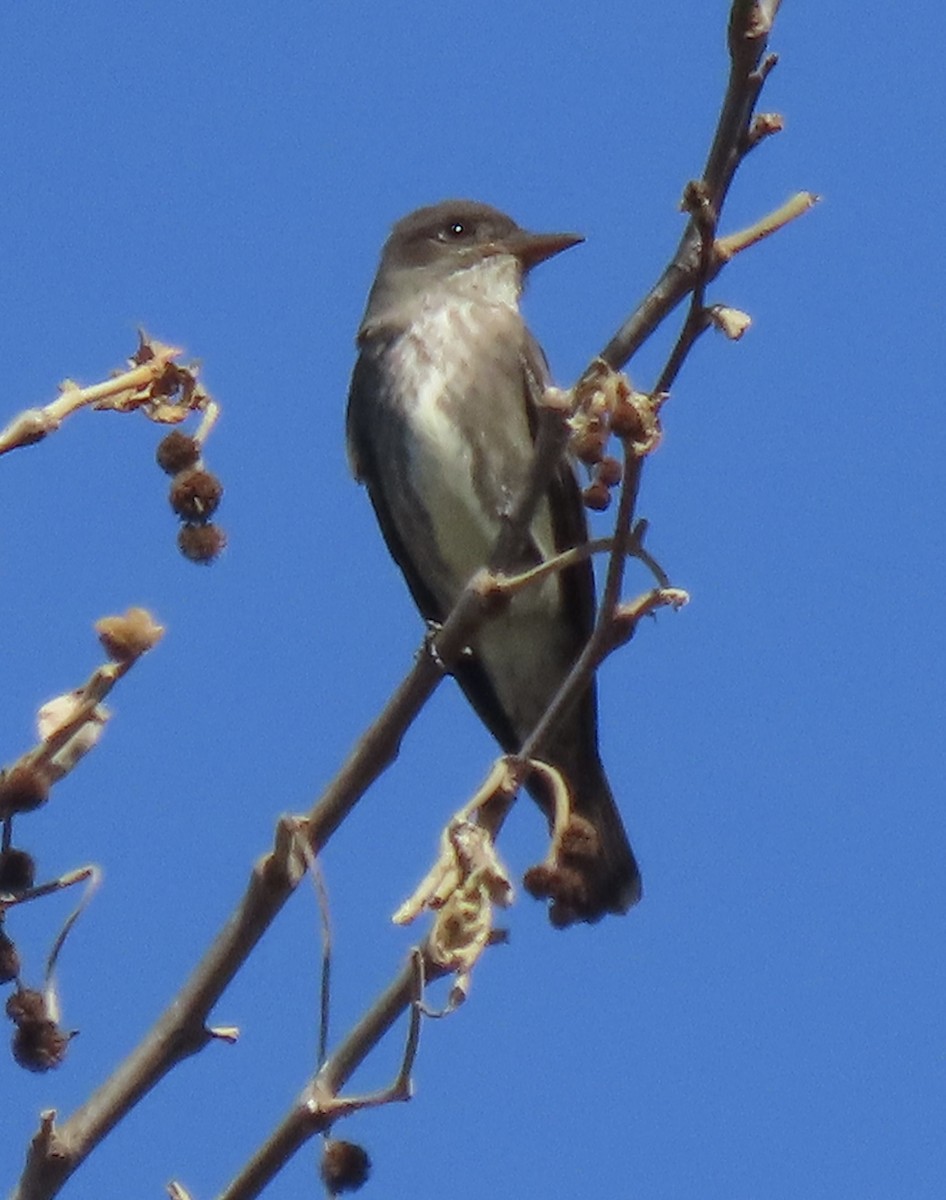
xmin=2 ymin=3 xmax=944 ymax=1197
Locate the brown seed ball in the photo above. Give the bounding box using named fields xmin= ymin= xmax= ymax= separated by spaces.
xmin=522 ymin=863 xmax=556 ymax=900
xmin=571 ymin=428 xmax=608 ymax=465
xmin=559 ymin=815 xmax=600 ymax=863
xmin=582 ymin=482 xmax=612 ymax=512
xmin=178 ymin=522 xmax=227 ymax=564
xmin=156 ymin=430 xmax=200 ymax=475
xmin=169 ymin=468 xmax=223 ymax=521
xmin=12 ymin=1020 xmax=70 ymax=1072
xmin=6 ymin=987 xmax=47 ymax=1025
xmin=320 ymin=1139 xmax=371 ymax=1194
xmin=596 ymin=456 xmax=623 ymax=488
xmin=0 ymin=848 xmax=37 ymax=892
xmin=610 ymin=397 xmax=648 ymax=441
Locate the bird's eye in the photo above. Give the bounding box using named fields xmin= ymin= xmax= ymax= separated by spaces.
xmin=440 ymin=220 xmax=469 ymax=241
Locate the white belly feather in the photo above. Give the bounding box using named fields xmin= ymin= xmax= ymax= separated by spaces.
xmin=390 ymin=297 xmax=570 ymax=732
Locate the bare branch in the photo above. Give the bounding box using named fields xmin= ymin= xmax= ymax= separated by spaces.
xmin=1 ymin=609 xmax=163 ymax=823
xmin=715 ymin=191 xmax=819 ymax=260
xmin=0 ymin=333 xmax=217 ymax=457
xmin=595 ymin=0 xmax=790 ymax=373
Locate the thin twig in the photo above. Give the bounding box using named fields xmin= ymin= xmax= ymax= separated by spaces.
xmin=291 ymin=820 xmax=334 ymax=1070
xmin=715 ymin=191 xmax=819 ymax=260
xmin=516 ymin=0 xmax=799 ymax=767
xmin=1 ymin=866 xmax=98 ymax=915
xmin=214 ymin=950 xmax=433 ymax=1200
xmin=0 ymin=334 xmax=215 ymax=457
xmin=594 ymin=1 xmax=787 ymax=374
xmin=2 ymin=610 xmax=162 ymax=821
xmin=42 ymin=868 xmax=101 ymax=990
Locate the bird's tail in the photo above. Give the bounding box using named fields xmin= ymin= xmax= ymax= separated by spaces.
xmin=524 ymin=747 xmax=641 ymax=927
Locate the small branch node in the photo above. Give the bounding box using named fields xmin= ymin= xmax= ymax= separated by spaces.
xmin=608 ymin=587 xmax=691 ymax=649
xmin=754 ymin=50 xmax=780 ymax=82
xmin=680 ymin=179 xmax=718 ymax=235
xmin=207 ymin=1025 xmax=240 ymax=1044
xmin=708 ymin=304 xmax=753 ymax=341
xmin=746 ymin=111 xmax=784 ymax=149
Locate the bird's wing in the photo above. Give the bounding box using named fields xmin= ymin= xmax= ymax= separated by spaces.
xmin=347 ymin=349 xmax=448 ymax=625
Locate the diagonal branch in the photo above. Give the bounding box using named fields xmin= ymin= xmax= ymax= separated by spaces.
xmin=596 ymin=0 xmax=786 ymax=374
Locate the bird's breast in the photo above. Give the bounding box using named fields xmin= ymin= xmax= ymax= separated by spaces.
xmin=381 ymin=299 xmax=556 ymax=605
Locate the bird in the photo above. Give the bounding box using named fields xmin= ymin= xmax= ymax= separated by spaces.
xmin=346 ymin=199 xmax=641 ymax=925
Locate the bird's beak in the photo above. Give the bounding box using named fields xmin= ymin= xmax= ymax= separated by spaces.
xmin=503 ymin=228 xmax=584 ymax=269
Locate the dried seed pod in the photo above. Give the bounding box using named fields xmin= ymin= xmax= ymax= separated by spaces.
xmin=595 ymin=456 xmax=623 ymax=488
xmin=0 ymin=848 xmax=37 ymax=892
xmin=96 ymin=607 xmax=165 ymax=662
xmin=156 ymin=430 xmax=201 ymax=475
xmin=169 ymin=469 xmax=223 ymax=522
xmin=320 ymin=1139 xmax=371 ymax=1194
xmin=582 ymin=482 xmax=611 ymax=512
xmin=178 ymin=522 xmax=227 ymax=564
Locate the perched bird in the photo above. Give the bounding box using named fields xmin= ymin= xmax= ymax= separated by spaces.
xmin=347 ymin=199 xmax=640 ymax=925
